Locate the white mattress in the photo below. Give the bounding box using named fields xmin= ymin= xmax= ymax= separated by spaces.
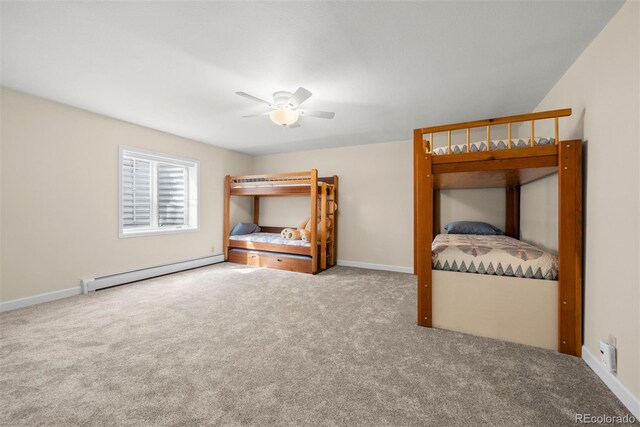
xmin=229 ymin=232 xmax=311 ymax=247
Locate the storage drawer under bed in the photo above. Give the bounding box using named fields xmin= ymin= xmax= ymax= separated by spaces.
xmin=228 ymin=249 xmax=313 ymax=274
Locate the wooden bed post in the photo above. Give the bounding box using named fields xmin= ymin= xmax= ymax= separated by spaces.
xmin=505 ymin=185 xmax=520 ymax=239
xmin=332 ymin=176 xmax=339 ymax=266
xmin=253 ymin=196 xmax=260 ymax=225
xmin=413 ymin=130 xmax=420 ymax=276
xmin=558 ymin=140 xmax=583 ymax=357
xmin=414 ymin=130 xmax=433 ymax=327
xmin=224 ymin=175 xmax=231 ymax=260
xmin=310 ymin=169 xmax=319 ymax=273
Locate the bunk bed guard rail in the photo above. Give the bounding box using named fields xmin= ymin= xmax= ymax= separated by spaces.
xmin=415 ymin=108 xmax=572 ymax=155
xmin=229 ymin=171 xmax=314 ymax=188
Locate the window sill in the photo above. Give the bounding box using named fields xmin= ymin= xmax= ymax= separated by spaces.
xmin=119 ymin=227 xmax=198 ymax=239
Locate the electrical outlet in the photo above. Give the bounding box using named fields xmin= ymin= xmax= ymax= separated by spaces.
xmin=600 ymin=339 xmax=617 ymax=374
xmin=211 ymin=246 xmax=216 ymax=253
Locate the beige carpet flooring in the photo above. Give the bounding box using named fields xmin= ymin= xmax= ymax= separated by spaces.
xmin=0 ymin=264 xmax=635 ymax=426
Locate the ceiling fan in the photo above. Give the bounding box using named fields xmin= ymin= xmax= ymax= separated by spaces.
xmin=236 ymin=87 xmax=335 ymax=128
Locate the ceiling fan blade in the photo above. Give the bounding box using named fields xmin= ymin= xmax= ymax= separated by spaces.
xmin=288 ymin=121 xmax=301 ymax=128
xmin=301 ymin=110 xmax=335 ymax=119
xmin=288 ymin=87 xmax=312 ymax=108
xmin=241 ymin=111 xmax=271 ymax=118
xmin=236 ymin=91 xmax=272 ymax=106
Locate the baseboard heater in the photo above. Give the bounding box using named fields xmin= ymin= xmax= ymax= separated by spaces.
xmin=81 ymin=254 xmax=224 ymax=293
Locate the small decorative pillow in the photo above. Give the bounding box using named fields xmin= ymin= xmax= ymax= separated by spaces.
xmin=444 ymin=221 xmax=504 ymax=235
xmin=230 ymin=223 xmax=261 ymax=235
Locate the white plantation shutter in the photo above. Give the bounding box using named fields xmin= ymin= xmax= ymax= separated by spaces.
xmin=121 ymin=158 xmax=152 ymax=229
xmin=120 ymin=148 xmax=198 ymax=237
xmin=157 ymin=163 xmax=187 ymax=227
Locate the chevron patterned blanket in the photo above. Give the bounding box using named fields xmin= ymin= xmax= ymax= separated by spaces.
xmin=432 ymin=234 xmax=558 ymax=280
xmin=432 ymin=137 xmax=555 ymax=155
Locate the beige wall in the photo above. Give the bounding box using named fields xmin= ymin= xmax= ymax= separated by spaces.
xmin=253 ymin=141 xmax=505 ymax=269
xmin=0 ymin=89 xmax=253 ymax=302
xmin=520 ymin=175 xmax=558 ymax=254
xmin=440 ymin=189 xmax=504 ymax=235
xmin=253 ymin=141 xmax=414 ymax=269
xmin=521 ymin=1 xmax=639 ymax=399
xmin=0 ymin=92 xmax=504 ymax=300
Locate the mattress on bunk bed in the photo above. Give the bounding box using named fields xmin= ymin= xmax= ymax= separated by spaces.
xmin=229 ymin=232 xmax=311 ymax=247
xmin=432 ymin=137 xmax=555 ymax=155
xmin=432 ymin=234 xmax=558 ymax=280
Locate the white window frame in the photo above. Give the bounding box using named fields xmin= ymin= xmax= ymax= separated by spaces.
xmin=119 ymin=146 xmax=199 ymax=238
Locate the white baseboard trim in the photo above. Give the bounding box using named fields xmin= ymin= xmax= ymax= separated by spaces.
xmin=0 ymin=255 xmax=225 ymax=313
xmin=582 ymin=345 xmax=640 ymax=419
xmin=82 ymin=254 xmax=225 ymax=293
xmin=0 ymin=287 xmax=82 ymax=313
xmin=337 ymin=260 xmax=413 ymax=274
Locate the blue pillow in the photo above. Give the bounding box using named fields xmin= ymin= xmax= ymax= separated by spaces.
xmin=230 ymin=223 xmax=261 ymax=236
xmin=444 ymin=221 xmax=504 ymax=235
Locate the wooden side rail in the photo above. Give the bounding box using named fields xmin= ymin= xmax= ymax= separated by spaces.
xmin=227 ymin=240 xmax=312 ymax=256
xmin=416 ymin=108 xmax=571 ymax=155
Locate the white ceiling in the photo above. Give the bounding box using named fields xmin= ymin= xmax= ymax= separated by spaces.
xmin=1 ymin=1 xmax=623 ymax=155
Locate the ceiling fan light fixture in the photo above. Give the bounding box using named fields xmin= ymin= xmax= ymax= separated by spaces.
xmin=237 ymin=87 xmax=333 ymax=129
xmin=269 ymin=106 xmax=299 ymax=127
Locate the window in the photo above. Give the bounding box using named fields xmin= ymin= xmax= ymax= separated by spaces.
xmin=119 ymin=147 xmax=198 ymax=237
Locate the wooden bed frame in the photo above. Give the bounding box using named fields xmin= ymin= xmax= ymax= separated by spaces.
xmin=413 ymin=108 xmax=583 ymax=356
xmin=223 ymin=170 xmax=338 ymax=274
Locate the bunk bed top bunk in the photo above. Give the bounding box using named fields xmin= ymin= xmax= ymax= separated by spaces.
xmin=414 ymin=108 xmax=573 ymax=189
xmin=414 ymin=108 xmax=582 ymax=356
xmin=228 ymin=171 xmax=336 ymax=196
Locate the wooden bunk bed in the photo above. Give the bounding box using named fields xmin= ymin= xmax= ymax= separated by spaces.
xmin=223 ymin=170 xmax=338 ymax=274
xmin=413 ymin=108 xmax=582 ymax=356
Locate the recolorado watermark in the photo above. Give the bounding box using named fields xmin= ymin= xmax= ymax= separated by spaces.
xmin=575 ymin=413 xmax=636 ymax=424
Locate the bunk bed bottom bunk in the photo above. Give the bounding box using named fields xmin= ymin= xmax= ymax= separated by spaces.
xmin=227 ymin=229 xmax=335 ymax=274
xmin=432 ymin=234 xmax=558 ymax=280
xmin=432 ymin=271 xmax=558 ymax=350
xmin=429 ymin=234 xmax=559 ymax=350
